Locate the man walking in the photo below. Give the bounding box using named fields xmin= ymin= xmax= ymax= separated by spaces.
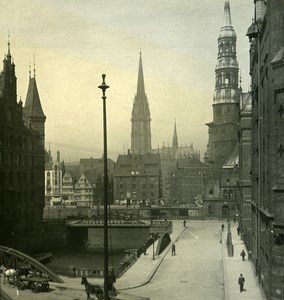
xmin=171 ymin=243 xmax=176 ymax=256
xmin=221 ymin=224 xmax=225 ymax=231
xmin=240 ymin=249 xmax=246 ymax=261
xmin=238 ymin=274 xmax=245 ymax=292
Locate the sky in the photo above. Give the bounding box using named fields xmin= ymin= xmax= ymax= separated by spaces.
xmin=0 ymin=0 xmax=253 ymax=162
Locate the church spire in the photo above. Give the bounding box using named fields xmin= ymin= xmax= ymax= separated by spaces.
xmin=172 ymin=120 xmax=178 ymax=149
xmin=223 ymin=1 xmax=232 ymax=27
xmin=137 ymin=51 xmax=145 ymax=96
xmin=219 ymin=0 xmax=236 ymax=40
xmin=131 ymin=52 xmax=151 ymax=154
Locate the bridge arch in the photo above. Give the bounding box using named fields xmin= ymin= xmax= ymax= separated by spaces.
xmin=0 ymin=246 xmax=64 ymax=283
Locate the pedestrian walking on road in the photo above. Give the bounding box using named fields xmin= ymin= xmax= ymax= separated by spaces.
xmin=238 ymin=274 xmax=245 ymax=292
xmin=240 ymin=249 xmax=246 ymax=261
xmin=183 ymin=220 xmax=186 ymax=227
xmin=171 ymin=243 xmax=176 ymax=256
xmin=221 ymin=224 xmax=225 ymax=231
xmin=237 ymin=225 xmax=241 ymax=235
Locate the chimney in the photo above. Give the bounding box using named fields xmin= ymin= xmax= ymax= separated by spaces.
xmin=57 ymin=150 xmax=60 ymax=163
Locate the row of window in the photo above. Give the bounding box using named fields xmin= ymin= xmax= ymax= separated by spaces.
xmin=0 ymin=151 xmax=38 ymax=167
xmin=218 ymin=42 xmax=236 ymax=54
xmin=119 ymin=191 xmax=155 ymax=198
xmin=119 ymin=183 xmax=155 ymax=189
xmin=216 ymin=73 xmax=238 ymax=86
xmin=119 ymin=177 xmax=156 ymax=182
xmin=0 ymin=189 xmax=38 ymax=204
xmin=0 ymin=171 xmax=37 ymax=186
xmin=0 ymin=132 xmax=39 ymax=151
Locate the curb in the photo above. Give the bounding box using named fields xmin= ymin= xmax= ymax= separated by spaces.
xmin=221 ymin=230 xmax=229 ymax=300
xmin=118 ymin=226 xmax=187 ymax=291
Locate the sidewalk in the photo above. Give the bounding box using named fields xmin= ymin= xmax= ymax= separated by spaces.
xmin=222 ymin=222 xmax=267 ymax=300
xmin=116 ymin=221 xmax=185 ymax=291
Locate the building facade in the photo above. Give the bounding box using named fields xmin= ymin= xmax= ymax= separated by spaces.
xmin=113 ymin=152 xmax=160 ymax=206
xmin=131 ymin=52 xmax=152 ymax=154
xmin=74 ymin=174 xmax=94 ymax=207
xmin=0 ymin=42 xmax=46 ymax=252
xmin=176 ymin=157 xmax=209 ymax=205
xmin=247 ymin=0 xmax=284 ymax=298
xmin=62 ymin=170 xmax=74 ymax=200
xmin=239 ymin=92 xmax=252 ymax=250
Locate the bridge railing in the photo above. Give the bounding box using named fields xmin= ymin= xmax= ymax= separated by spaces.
xmin=48 ymin=252 xmax=137 ymax=279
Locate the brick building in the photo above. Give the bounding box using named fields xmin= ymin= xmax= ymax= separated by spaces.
xmin=113 ymin=152 xmax=160 ymax=206
xmin=0 ymin=42 xmax=46 ymax=252
xmin=246 ymin=0 xmax=284 ymax=298
xmin=239 ymin=92 xmax=252 ymax=250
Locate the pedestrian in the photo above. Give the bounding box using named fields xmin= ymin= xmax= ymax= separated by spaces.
xmin=108 ymin=268 xmax=117 ymax=295
xmin=237 ymin=225 xmax=241 ymax=235
xmin=238 ymin=274 xmax=245 ymax=292
xmin=171 ymin=243 xmax=176 ymax=256
xmin=142 ymin=244 xmax=147 ymax=255
xmin=240 ymin=249 xmax=246 ymax=261
xmin=221 ymin=224 xmax=225 ymax=231
xmin=183 ymin=220 xmax=186 ymax=227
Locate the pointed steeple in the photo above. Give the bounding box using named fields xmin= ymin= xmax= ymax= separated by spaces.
xmin=172 ymin=120 xmax=178 ymax=149
xmin=219 ymin=0 xmax=236 ymax=39
xmin=136 ymin=51 xmax=146 ymax=97
xmin=23 ymin=73 xmax=46 ymax=146
xmin=223 ymin=1 xmax=232 ymax=27
xmin=24 ymin=76 xmax=45 ymax=118
xmin=131 ymin=52 xmax=151 ymax=154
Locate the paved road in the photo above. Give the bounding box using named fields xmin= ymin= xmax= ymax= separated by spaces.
xmin=129 ymin=221 xmax=224 ymax=300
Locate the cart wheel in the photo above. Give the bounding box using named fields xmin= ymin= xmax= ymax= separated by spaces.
xmin=17 ymin=281 xmax=25 ymax=290
xmin=31 ymin=283 xmax=38 ymax=293
xmin=42 ymin=281 xmax=49 ymax=291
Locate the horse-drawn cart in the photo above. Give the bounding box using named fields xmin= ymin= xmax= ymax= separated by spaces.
xmin=15 ymin=275 xmax=51 ymax=293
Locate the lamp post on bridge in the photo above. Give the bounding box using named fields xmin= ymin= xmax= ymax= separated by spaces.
xmin=98 ymin=74 xmax=110 ymax=300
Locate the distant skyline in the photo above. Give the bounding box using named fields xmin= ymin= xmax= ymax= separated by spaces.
xmin=0 ymin=0 xmax=253 ymax=162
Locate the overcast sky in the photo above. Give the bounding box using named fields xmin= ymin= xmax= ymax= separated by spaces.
xmin=0 ymin=0 xmax=253 ymax=162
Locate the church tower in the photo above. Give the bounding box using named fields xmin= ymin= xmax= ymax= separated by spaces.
xmin=131 ymin=52 xmax=151 ymax=154
xmin=23 ymin=66 xmax=46 ymax=147
xmin=209 ymin=0 xmax=240 ymax=174
xmin=172 ymin=121 xmax=178 ymax=149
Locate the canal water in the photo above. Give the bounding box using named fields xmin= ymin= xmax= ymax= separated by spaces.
xmin=45 ymin=247 xmax=125 ymax=271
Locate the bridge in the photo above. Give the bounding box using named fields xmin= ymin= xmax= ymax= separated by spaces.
xmin=0 ymin=246 xmax=64 ymax=283
xmin=66 ymin=210 xmax=150 ymax=227
xmin=0 ymin=288 xmax=13 ymax=300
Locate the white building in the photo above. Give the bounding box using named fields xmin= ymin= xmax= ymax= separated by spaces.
xmin=62 ymin=171 xmax=74 ymax=200
xmin=45 ymin=162 xmax=62 ymax=199
xmin=74 ymin=174 xmax=95 ymax=207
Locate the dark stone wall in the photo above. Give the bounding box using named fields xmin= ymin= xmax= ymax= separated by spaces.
xmin=86 ymin=227 xmax=150 ymax=252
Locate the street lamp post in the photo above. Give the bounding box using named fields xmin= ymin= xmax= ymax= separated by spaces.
xmin=98 ymin=74 xmax=110 ymax=300
xmin=152 ymin=233 xmax=155 ymax=260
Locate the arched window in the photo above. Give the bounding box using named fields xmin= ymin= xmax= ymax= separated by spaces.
xmin=225 ymin=73 xmax=230 ymax=85
xmin=225 ymin=42 xmax=229 ymax=52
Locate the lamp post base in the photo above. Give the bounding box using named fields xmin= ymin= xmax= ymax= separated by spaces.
xmin=227 ymin=230 xmax=234 ymax=257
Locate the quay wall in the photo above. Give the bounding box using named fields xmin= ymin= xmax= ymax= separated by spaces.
xmin=87 ymin=227 xmax=149 ymax=251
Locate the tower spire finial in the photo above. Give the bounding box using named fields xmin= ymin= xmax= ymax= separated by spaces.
xmin=7 ymin=30 xmax=11 ymax=56
xmin=223 ymin=0 xmax=232 ymax=27
xmin=136 ymin=51 xmax=145 ymax=96
xmin=33 ymin=54 xmax=36 ymax=78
